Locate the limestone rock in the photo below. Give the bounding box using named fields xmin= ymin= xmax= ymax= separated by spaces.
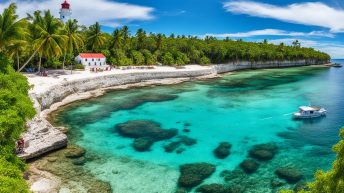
xmin=178 ymin=163 xmax=216 ymax=188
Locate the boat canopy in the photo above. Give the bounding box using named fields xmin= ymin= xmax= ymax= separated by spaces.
xmin=299 ymin=106 xmax=318 ymax=111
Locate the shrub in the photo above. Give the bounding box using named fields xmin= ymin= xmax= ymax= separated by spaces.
xmin=0 ymin=55 xmax=35 ymax=193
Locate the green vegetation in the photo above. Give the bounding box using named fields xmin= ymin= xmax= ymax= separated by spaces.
xmin=281 ymin=128 xmax=344 ymax=193
xmin=1 ymin=5 xmax=35 ymax=192
xmin=1 ymin=3 xmax=330 ymax=72
xmin=0 ymin=55 xmax=35 ymax=192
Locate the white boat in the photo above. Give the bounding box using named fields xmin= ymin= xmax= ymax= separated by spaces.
xmin=293 ymin=106 xmax=327 ymax=119
xmin=332 ymin=63 xmax=342 ymax=68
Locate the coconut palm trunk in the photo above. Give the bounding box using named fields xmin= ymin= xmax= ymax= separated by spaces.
xmin=62 ymin=52 xmax=66 ymax=71
xmin=38 ymin=54 xmax=42 ymax=73
xmin=18 ymin=49 xmax=39 ymax=72
xmin=16 ymin=52 xmax=20 ymax=71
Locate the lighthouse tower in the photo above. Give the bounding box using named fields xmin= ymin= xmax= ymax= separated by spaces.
xmin=59 ymin=0 xmax=72 ymax=23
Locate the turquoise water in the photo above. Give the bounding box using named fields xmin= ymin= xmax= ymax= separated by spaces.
xmin=54 ymin=61 xmax=344 ymax=193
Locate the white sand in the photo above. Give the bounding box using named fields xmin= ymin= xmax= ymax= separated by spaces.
xmin=26 ymin=65 xmax=212 ymax=95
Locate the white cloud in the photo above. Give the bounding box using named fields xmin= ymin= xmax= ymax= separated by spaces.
xmin=223 ymin=1 xmax=344 ymax=32
xmin=269 ymin=38 xmax=344 ymax=58
xmin=206 ymin=29 xmax=334 ymax=38
xmin=0 ymin=0 xmax=154 ymax=27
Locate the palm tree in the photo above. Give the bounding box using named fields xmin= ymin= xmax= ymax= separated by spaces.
xmin=136 ymin=28 xmax=146 ymax=49
xmin=19 ymin=11 xmax=66 ymax=72
xmin=0 ymin=3 xmax=27 ymax=53
xmin=156 ymin=33 xmax=163 ymax=50
xmin=86 ymin=22 xmax=106 ymax=52
xmin=7 ymin=40 xmax=27 ymax=70
xmin=292 ymin=40 xmax=301 ymax=48
xmin=62 ymin=19 xmax=84 ymax=70
xmin=110 ymin=29 xmax=123 ymax=49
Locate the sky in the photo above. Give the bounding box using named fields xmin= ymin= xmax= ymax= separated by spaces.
xmin=1 ymin=0 xmax=344 ymax=58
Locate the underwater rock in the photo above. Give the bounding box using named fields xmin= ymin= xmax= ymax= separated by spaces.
xmin=277 ymin=131 xmax=298 ymax=140
xmin=294 ymin=181 xmax=309 ymax=192
xmin=115 ymin=120 xmax=178 ymax=141
xmin=249 ymin=143 xmax=278 ymax=161
xmin=179 ymin=135 xmax=197 ymax=146
xmin=118 ymin=94 xmax=178 ymax=110
xmin=275 ymin=167 xmax=303 ymax=184
xmin=164 ymin=141 xmax=182 ymax=152
xmin=270 ymin=178 xmax=285 ymax=188
xmin=47 ymin=157 xmax=58 ymax=162
xmin=65 ymin=145 xmax=86 ymax=159
xmin=175 ymin=188 xmax=188 ymax=193
xmin=213 ymin=142 xmax=232 ymax=159
xmin=239 ymin=159 xmax=259 ymax=174
xmin=164 ymin=136 xmax=197 ymax=153
xmin=182 ymin=129 xmax=191 ymax=133
xmin=72 ymin=157 xmax=87 ymax=166
xmin=176 ymin=148 xmax=186 ymax=154
xmin=178 ymin=163 xmax=216 ymax=188
xmin=221 ymin=169 xmax=246 ymax=182
xmin=196 ymin=183 xmax=232 ymax=193
xmin=87 ymin=181 xmax=112 ymax=193
xmin=132 ymin=137 xmax=154 ymax=152
xmin=184 ymin=123 xmax=191 ymax=127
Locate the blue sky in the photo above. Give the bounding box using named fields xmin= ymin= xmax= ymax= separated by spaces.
xmin=1 ymin=0 xmax=344 ymax=58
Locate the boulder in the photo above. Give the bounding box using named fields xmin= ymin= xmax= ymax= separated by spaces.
xmin=249 ymin=143 xmax=278 ymax=161
xmin=178 ymin=163 xmax=216 ymax=188
xmin=132 ymin=138 xmax=154 ymax=152
xmin=175 ymin=188 xmax=188 ymax=193
xmin=115 ymin=120 xmax=178 ymax=141
xmin=239 ymin=159 xmax=259 ymax=174
xmin=72 ymin=157 xmax=87 ymax=166
xmin=65 ymin=146 xmax=86 ymax=159
xmin=164 ymin=141 xmax=182 ymax=153
xmin=179 ymin=136 xmax=197 ymax=146
xmin=164 ymin=136 xmax=197 ymax=153
xmin=275 ymin=167 xmax=303 ymax=184
xmin=213 ymin=142 xmax=232 ymax=159
xmin=196 ymin=184 xmax=232 ymax=193
xmin=184 ymin=123 xmax=191 ymax=127
xmin=176 ymin=148 xmax=186 ymax=154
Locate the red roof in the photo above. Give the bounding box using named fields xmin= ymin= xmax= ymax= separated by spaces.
xmin=61 ymin=0 xmax=70 ymax=9
xmin=79 ymin=53 xmax=106 ymax=58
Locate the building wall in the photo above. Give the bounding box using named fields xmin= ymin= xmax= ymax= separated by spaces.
xmin=75 ymin=56 xmax=107 ymax=68
xmin=60 ymin=9 xmax=72 ymax=23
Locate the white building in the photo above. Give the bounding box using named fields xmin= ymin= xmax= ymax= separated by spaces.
xmin=75 ymin=53 xmax=109 ymax=70
xmin=59 ymin=0 xmax=72 ymax=23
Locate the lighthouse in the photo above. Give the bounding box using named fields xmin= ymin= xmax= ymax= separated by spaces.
xmin=59 ymin=0 xmax=72 ymax=23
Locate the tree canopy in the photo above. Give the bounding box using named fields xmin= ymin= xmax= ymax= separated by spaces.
xmin=0 ymin=3 xmax=331 ymax=72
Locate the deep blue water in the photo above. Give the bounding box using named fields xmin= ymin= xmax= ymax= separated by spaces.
xmin=54 ymin=61 xmax=344 ymax=193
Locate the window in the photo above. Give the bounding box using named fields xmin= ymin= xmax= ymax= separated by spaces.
xmin=92 ymin=59 xmax=94 ymax=61
xmin=85 ymin=59 xmax=88 ymax=61
xmin=88 ymin=63 xmax=90 ymax=66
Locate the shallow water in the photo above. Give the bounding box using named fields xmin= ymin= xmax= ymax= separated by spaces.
xmin=53 ymin=61 xmax=344 ymax=193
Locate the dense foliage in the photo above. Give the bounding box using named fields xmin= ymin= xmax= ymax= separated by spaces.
xmin=281 ymin=128 xmax=344 ymax=193
xmin=0 ymin=3 xmax=330 ymax=72
xmin=0 ymin=55 xmax=35 ymax=192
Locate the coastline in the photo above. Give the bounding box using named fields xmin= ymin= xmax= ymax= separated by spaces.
xmin=23 ymin=61 xmax=329 ymax=192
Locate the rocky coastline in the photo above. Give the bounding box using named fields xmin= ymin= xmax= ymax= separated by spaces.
xmin=22 ymin=60 xmax=328 ymax=192
xmin=21 ymin=61 xmax=326 ymax=160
